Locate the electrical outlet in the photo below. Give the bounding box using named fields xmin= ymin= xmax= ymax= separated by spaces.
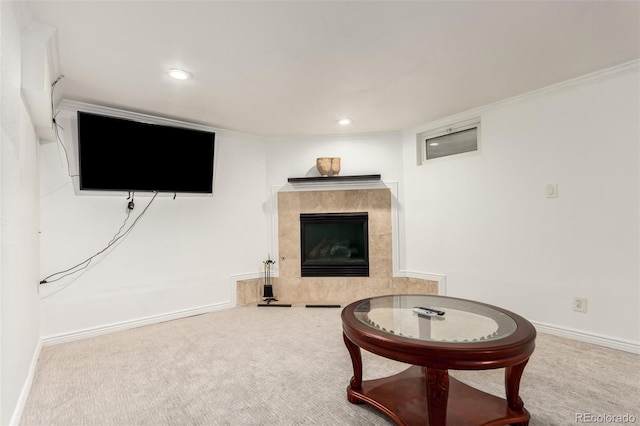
xmin=573 ymin=297 xmax=588 ymax=313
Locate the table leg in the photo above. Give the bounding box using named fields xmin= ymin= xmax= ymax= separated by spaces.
xmin=343 ymin=333 xmax=364 ymax=404
xmin=425 ymin=367 xmax=449 ymax=426
xmin=505 ymin=358 xmax=530 ymax=425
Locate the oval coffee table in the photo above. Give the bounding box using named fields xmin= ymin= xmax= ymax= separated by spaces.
xmin=342 ymin=294 xmax=536 ymax=426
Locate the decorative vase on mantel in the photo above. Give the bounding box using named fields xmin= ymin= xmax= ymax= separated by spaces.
xmin=331 ymin=157 xmax=341 ymax=176
xmin=316 ymin=157 xmax=342 ymax=177
xmin=316 ymin=157 xmax=331 ymax=177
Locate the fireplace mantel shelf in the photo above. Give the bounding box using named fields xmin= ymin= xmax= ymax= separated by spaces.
xmin=287 ymin=174 xmax=381 ymax=184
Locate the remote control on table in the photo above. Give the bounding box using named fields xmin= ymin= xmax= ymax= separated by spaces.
xmin=412 ymin=307 xmax=445 ymax=316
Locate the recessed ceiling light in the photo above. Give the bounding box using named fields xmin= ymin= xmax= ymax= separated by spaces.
xmin=338 ymin=118 xmax=351 ymax=126
xmin=168 ymin=68 xmax=193 ymax=80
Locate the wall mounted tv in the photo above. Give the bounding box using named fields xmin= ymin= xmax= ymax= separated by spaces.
xmin=77 ymin=111 xmax=215 ymax=194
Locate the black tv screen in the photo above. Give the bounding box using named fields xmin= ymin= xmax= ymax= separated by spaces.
xmin=77 ymin=111 xmax=215 ymax=193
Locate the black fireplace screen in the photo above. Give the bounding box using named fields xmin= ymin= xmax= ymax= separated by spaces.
xmin=300 ymin=212 xmax=369 ymax=277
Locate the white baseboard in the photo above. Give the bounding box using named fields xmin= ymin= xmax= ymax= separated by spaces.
xmin=39 ymin=272 xmax=639 ymax=358
xmin=396 ymin=270 xmax=639 ymax=354
xmin=397 ymin=270 xmax=448 ymax=295
xmin=10 ymin=339 xmax=42 ymax=426
xmin=532 ymin=320 xmax=640 ymax=354
xmin=41 ymin=301 xmax=234 ymax=346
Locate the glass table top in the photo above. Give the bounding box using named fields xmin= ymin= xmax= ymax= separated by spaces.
xmin=354 ymin=295 xmax=517 ymax=343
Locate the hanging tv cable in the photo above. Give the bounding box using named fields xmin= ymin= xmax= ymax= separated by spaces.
xmin=39 ymin=192 xmax=158 ymax=284
xmin=50 ymin=75 xmax=78 ymax=178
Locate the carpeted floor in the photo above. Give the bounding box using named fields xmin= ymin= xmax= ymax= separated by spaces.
xmin=20 ymin=306 xmax=639 ymax=425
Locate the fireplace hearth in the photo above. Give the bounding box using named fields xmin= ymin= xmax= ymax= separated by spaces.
xmin=300 ymin=212 xmax=369 ymax=277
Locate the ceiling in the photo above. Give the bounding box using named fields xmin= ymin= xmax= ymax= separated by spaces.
xmin=24 ymin=1 xmax=640 ymax=137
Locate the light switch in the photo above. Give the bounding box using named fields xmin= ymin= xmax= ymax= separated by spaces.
xmin=546 ymin=184 xmax=558 ymax=198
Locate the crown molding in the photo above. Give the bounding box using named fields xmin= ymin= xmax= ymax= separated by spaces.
xmin=407 ymin=59 xmax=640 ymax=136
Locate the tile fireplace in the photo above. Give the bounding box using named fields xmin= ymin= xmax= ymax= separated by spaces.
xmin=235 ymin=186 xmax=438 ymax=306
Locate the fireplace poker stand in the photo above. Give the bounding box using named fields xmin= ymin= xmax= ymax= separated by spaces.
xmin=262 ymin=257 xmax=278 ymax=304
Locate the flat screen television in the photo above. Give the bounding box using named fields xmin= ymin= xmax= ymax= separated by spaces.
xmin=77 ymin=111 xmax=215 ymax=194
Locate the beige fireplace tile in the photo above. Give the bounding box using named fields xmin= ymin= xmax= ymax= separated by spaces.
xmin=300 ymin=276 xmax=390 ymax=305
xmin=247 ymin=279 xmax=264 ymax=304
xmin=236 ymin=278 xmax=262 ymax=306
xmin=278 ymin=214 xmax=300 ymax=259
xmin=390 ymin=277 xmax=409 ymax=295
xmin=370 ymin=233 xmax=392 ymax=258
xmin=369 ymin=226 xmax=391 ymax=240
xmin=278 ymin=212 xmax=300 ymax=230
xmin=278 ymin=257 xmax=300 ymax=278
xmin=299 ymin=191 xmax=333 ymax=213
xmin=342 ymin=279 xmax=375 ymax=305
xmin=353 ymin=278 xmax=391 ymax=301
xmin=406 ymin=278 xmax=439 ymax=295
xmin=374 ymin=205 xmax=392 ymax=221
xmin=272 ymin=277 xmax=302 ymax=303
xmin=387 ymin=277 xmax=439 ymax=296
xmin=360 ymin=277 xmax=383 ymax=293
xmin=236 ymin=281 xmax=248 ymax=305
xmin=278 ymin=243 xmax=299 ymax=263
xmin=346 ymin=276 xmax=373 ymax=287
xmin=300 ymin=277 xmax=342 ymax=302
xmin=342 ymin=190 xmax=369 ymax=211
xmin=338 ymin=281 xmax=364 ymax=304
xmin=369 ymin=238 xmax=392 ymax=260
xmin=369 ymin=189 xmax=392 ymax=209
xmin=322 ymin=191 xmax=348 ymax=212
xmin=278 ymin=192 xmax=300 ymax=214
xmin=297 ymin=191 xmax=316 ymax=212
xmin=369 ymin=212 xmax=391 ymax=235
xmin=368 ymin=222 xmax=386 ymax=238
xmin=370 ymin=258 xmax=392 ymax=277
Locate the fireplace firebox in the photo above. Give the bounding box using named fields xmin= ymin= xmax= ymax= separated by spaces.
xmin=300 ymin=212 xmax=369 ymax=277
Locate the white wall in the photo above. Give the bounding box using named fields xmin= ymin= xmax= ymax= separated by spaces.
xmin=402 ymin=65 xmax=639 ymax=347
xmin=39 ymin=121 xmax=268 ymax=339
xmin=264 ymin=131 xmax=405 ymax=270
xmin=0 ymin=3 xmax=42 ymax=424
xmin=265 ymin=132 xmax=404 ymax=185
